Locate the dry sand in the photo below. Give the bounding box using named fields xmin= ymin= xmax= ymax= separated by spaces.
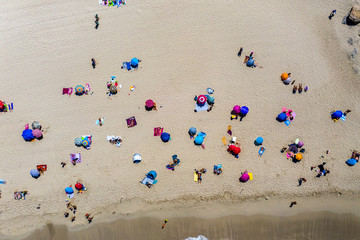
xmin=1 ymin=0 xmax=360 ymax=238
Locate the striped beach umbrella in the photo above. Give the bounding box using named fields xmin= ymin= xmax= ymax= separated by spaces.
xmin=75 ymin=85 xmax=85 ymax=95
xmin=82 ymin=137 xmax=90 ymax=147
xmin=109 ymin=85 xmax=117 ymax=94
xmin=74 ymin=137 xmax=82 ymax=146
xmin=197 ymin=95 xmax=207 ymax=105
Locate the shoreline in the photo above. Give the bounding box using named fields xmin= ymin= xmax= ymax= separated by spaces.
xmin=6 ymin=193 xmax=360 ymax=239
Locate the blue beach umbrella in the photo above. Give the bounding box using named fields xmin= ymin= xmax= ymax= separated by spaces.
xmin=65 ymin=187 xmax=74 ymax=194
xmin=133 ymin=153 xmax=142 ymax=163
xmin=30 ymin=169 xmax=40 ymax=179
xmin=346 ymin=158 xmax=357 ymax=166
xmin=246 ymin=58 xmax=255 ymax=67
xmin=22 ymin=129 xmax=35 ymax=141
xmin=147 ymin=171 xmax=157 ymax=180
xmin=194 ymin=135 xmax=204 ymax=145
xmin=131 ymin=58 xmax=139 ymax=67
xmin=189 ymin=127 xmax=197 ymax=135
xmin=276 ymin=112 xmax=287 ymax=122
xmin=331 ymin=110 xmax=343 ymax=119
xmin=207 ymin=96 xmax=215 ymax=104
xmin=74 ymin=137 xmax=82 ymax=146
xmin=161 ymin=132 xmax=170 ymax=142
xmin=240 ymin=106 xmax=249 ymax=115
xmin=255 ymin=137 xmax=263 ymax=146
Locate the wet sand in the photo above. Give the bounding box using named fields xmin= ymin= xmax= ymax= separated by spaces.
xmin=18 ymin=212 xmax=360 ymax=240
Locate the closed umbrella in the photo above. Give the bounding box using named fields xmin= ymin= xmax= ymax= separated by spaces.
xmin=22 ymin=129 xmax=34 ymax=141
xmin=133 ymin=153 xmax=142 ymax=163
xmin=233 ymin=105 xmax=241 ymax=114
xmin=75 ymin=183 xmax=83 ymax=190
xmin=131 ymin=58 xmax=139 ymax=67
xmin=109 ymin=85 xmax=117 ymax=94
xmin=65 ymin=187 xmax=74 ymax=194
xmin=240 ymin=173 xmax=250 ymax=182
xmin=75 ymin=85 xmax=85 ymax=95
xmin=74 ymin=137 xmax=82 ymax=146
xmin=32 ymin=129 xmax=42 ymax=139
xmin=30 ymin=169 xmax=40 ymax=179
xmin=82 ymin=137 xmax=90 ymax=147
xmin=189 ymin=127 xmax=197 ymax=135
xmin=145 ymin=99 xmax=154 ymax=108
xmin=32 ymin=121 xmax=41 ymax=130
xmin=197 ymin=95 xmax=207 ymax=105
xmin=240 ymin=106 xmax=249 ymax=115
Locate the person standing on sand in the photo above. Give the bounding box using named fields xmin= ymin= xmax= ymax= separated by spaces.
xmin=329 ymin=10 xmax=336 ymax=20
xmin=238 ymin=47 xmax=243 ymax=57
xmin=289 ymin=201 xmax=297 ymax=207
xmin=91 ymin=58 xmax=96 ymax=69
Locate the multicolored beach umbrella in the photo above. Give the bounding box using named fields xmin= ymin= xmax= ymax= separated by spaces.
xmin=75 ymin=85 xmax=85 ymax=95
xmin=197 ymin=95 xmax=207 ymax=105
xmin=82 ymin=137 xmax=90 ymax=147
xmin=109 ymin=85 xmax=117 ymax=94
xmin=145 ymin=99 xmax=154 ymax=108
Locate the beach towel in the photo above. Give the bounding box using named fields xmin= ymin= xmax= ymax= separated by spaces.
xmin=126 ymin=117 xmax=137 ymax=128
xmin=195 ymin=102 xmax=209 ymax=112
xmin=154 ymin=127 xmax=164 ymax=136
xmin=166 ymin=159 xmax=181 ymax=170
xmin=141 ymin=177 xmax=155 ymax=185
xmin=289 ymin=112 xmax=296 ymax=121
xmin=7 ymin=103 xmax=14 ymax=111
xmin=194 ymin=172 xmax=198 ymax=182
xmin=248 ymin=172 xmax=253 ymax=180
xmin=284 ymin=120 xmax=291 ymax=126
xmin=14 ymin=191 xmax=27 ymax=200
xmin=227 ymin=125 xmax=232 ymax=135
xmin=258 ymin=147 xmax=265 ymax=157
xmin=0 ymin=180 xmax=6 ymax=184
xmin=123 ymin=62 xmax=131 ymax=70
xmin=282 ymin=107 xmax=287 ymax=113
xmin=62 ymin=88 xmax=73 ymax=95
xmin=37 ymin=165 xmax=47 ymax=171
xmin=70 ymin=153 xmax=82 ymax=163
xmin=86 ymin=83 xmax=91 ymax=93
xmin=213 ymin=164 xmax=222 ymax=171
xmin=198 ymin=132 xmax=206 ymax=138
xmin=341 ymin=114 xmax=346 ymax=122
xmin=222 ymin=136 xmax=227 ymax=145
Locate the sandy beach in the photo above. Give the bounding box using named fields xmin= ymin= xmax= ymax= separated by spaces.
xmin=1 ymin=0 xmax=360 ymax=238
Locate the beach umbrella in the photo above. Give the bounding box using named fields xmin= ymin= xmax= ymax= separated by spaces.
xmin=288 ymin=144 xmax=298 ymax=153
xmin=346 ymin=158 xmax=357 ymax=166
xmin=22 ymin=129 xmax=34 ymax=141
xmin=240 ymin=106 xmax=249 ymax=115
xmin=246 ymin=58 xmax=254 ymax=67
xmin=295 ymin=153 xmax=303 ymax=161
xmin=32 ymin=129 xmax=42 ymax=139
xmin=0 ymin=101 xmax=4 ymax=109
xmin=82 ymin=137 xmax=90 ymax=147
xmin=30 ymin=169 xmax=40 ymax=179
xmin=65 ymin=187 xmax=74 ymax=194
xmin=295 ymin=138 xmax=300 ymax=145
xmin=145 ymin=99 xmax=154 ymax=108
xmin=31 ymin=121 xmax=41 ymax=130
xmin=297 ymin=141 xmax=304 ymax=148
xmin=255 ymin=137 xmax=263 ymax=145
xmin=161 ymin=132 xmax=170 ymax=142
xmin=194 ymin=135 xmax=204 ymax=145
xmin=228 ymin=144 xmax=241 ymax=155
xmin=240 ymin=173 xmax=250 ymax=182
xmin=276 ymin=112 xmax=287 ymax=122
xmin=131 ymin=58 xmax=139 ymax=67
xmin=109 ymin=85 xmax=117 ymax=94
xmin=197 ymin=95 xmax=207 ymax=105
xmin=75 ymin=183 xmax=83 ymax=190
xmin=74 ymin=137 xmax=82 ymax=146
xmin=233 ymin=105 xmax=241 ymax=114
xmin=147 ymin=170 xmax=157 ymax=180
xmin=189 ymin=127 xmax=197 ymax=135
xmin=133 ymin=153 xmax=142 ymax=163
xmin=331 ymin=110 xmax=343 ymax=119
xmin=75 ymin=85 xmax=85 ymax=95
xmin=281 ymin=73 xmax=288 ymax=80
xmin=207 ymin=96 xmax=215 ymax=104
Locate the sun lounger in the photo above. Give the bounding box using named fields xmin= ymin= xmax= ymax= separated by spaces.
xmin=195 ymin=102 xmax=209 ymax=112
xmin=70 ymin=153 xmax=81 ymax=163
xmin=126 ymin=116 xmax=137 ymax=128
xmin=258 ymin=147 xmax=265 ymax=157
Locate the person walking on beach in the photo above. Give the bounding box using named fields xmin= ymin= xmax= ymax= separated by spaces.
xmin=94 ymin=14 xmax=100 ymax=29
xmin=329 ymin=10 xmax=336 ymax=20
xmin=238 ymin=47 xmax=243 ymax=57
xmin=344 ymin=109 xmax=351 ymax=116
xmin=289 ymin=201 xmax=297 ymax=208
xmin=91 ymin=58 xmax=96 ymax=69
xmin=61 ymin=162 xmax=66 ymax=168
xmin=298 ymin=178 xmax=306 ymax=186
xmin=249 ymin=52 xmax=254 ymax=58
xmin=162 ymin=219 xmax=168 ymax=229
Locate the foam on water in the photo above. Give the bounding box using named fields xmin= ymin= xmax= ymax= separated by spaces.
xmin=184 ymin=235 xmax=208 ymax=240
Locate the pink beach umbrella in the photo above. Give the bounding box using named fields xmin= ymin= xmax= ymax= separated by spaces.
xmin=297 ymin=141 xmax=304 ymax=148
xmin=240 ymin=172 xmax=250 ymax=182
xmin=233 ymin=105 xmax=241 ymax=114
xmin=145 ymin=99 xmax=154 ymax=108
xmin=32 ymin=129 xmax=42 ymax=138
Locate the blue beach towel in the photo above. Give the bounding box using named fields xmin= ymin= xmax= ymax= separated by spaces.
xmin=258 ymin=147 xmax=265 ymax=156
xmin=284 ymin=120 xmax=291 ymax=126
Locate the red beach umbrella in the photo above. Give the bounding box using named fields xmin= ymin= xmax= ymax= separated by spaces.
xmin=145 ymin=99 xmax=154 ymax=108
xmin=228 ymin=144 xmax=241 ymax=155
xmin=75 ymin=183 xmax=83 ymax=190
xmin=0 ymin=101 xmax=4 ymax=109
xmin=197 ymin=95 xmax=207 ymax=104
